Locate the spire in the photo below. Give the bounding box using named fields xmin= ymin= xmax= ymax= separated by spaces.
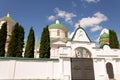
xmin=7 ymin=11 xmax=10 ymax=17
xmin=55 ymin=19 xmax=60 ymax=24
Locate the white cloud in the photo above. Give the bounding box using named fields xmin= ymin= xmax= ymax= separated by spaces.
xmin=48 ymin=8 xmax=76 ymax=25
xmin=55 ymin=8 xmax=76 ymax=25
xmin=74 ymin=12 xmax=108 ymax=32
xmin=81 ymin=0 xmax=100 ymax=3
xmin=80 ymin=12 xmax=107 ymax=28
xmin=48 ymin=15 xmax=56 ymax=21
xmin=90 ymin=25 xmax=102 ymax=32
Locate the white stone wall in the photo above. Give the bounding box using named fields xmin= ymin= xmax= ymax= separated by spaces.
xmin=93 ymin=58 xmax=120 ymax=80
xmin=0 ymin=58 xmax=71 ymax=80
xmin=0 ymin=59 xmax=59 ymax=80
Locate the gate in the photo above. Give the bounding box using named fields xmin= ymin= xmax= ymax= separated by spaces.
xmin=71 ymin=58 xmax=95 ymax=80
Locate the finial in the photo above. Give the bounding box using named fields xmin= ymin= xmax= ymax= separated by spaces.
xmin=78 ymin=20 xmax=80 ymax=27
xmin=56 ymin=19 xmax=60 ymax=24
xmin=7 ymin=11 xmax=10 ymax=17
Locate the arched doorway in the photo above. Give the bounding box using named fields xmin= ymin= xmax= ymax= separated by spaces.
xmin=106 ymin=62 xmax=114 ymax=79
xmin=74 ymin=47 xmax=91 ymax=58
xmin=71 ymin=47 xmax=94 ymax=80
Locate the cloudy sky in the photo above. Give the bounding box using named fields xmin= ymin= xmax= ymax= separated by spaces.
xmin=0 ymin=0 xmax=120 ymax=43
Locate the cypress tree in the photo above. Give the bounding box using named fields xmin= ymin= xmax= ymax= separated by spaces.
xmin=16 ymin=25 xmax=24 ymax=57
xmin=39 ymin=25 xmax=50 ymax=58
xmin=7 ymin=23 xmax=24 ymax=57
xmin=0 ymin=22 xmax=7 ymax=56
xmin=24 ymin=27 xmax=35 ymax=58
xmin=7 ymin=23 xmax=19 ymax=57
xmin=109 ymin=29 xmax=119 ymax=48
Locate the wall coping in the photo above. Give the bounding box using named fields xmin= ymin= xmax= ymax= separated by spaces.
xmin=0 ymin=57 xmax=59 ymax=61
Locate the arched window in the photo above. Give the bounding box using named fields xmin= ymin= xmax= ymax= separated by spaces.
xmin=106 ymin=62 xmax=114 ymax=79
xmin=57 ymin=30 xmax=60 ymax=36
xmin=74 ymin=47 xmax=91 ymax=58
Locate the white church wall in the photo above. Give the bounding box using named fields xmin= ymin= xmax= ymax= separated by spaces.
xmin=68 ymin=42 xmax=96 ymax=58
xmin=49 ymin=28 xmax=66 ymax=39
xmin=59 ymin=47 xmax=72 ymax=57
xmin=116 ymin=60 xmax=120 ymax=79
xmin=0 ymin=58 xmax=61 ymax=80
xmin=70 ymin=42 xmax=95 ymax=51
xmin=51 ymin=48 xmax=59 ymax=58
xmin=105 ymin=59 xmax=120 ymax=80
xmin=59 ymin=58 xmax=71 ymax=80
xmin=0 ymin=60 xmax=15 ymax=79
xmin=93 ymin=58 xmax=108 ymax=80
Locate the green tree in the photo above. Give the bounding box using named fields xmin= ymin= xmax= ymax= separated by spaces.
xmin=7 ymin=23 xmax=19 ymax=57
xmin=39 ymin=25 xmax=50 ymax=58
xmin=16 ymin=25 xmax=24 ymax=57
xmin=109 ymin=29 xmax=119 ymax=48
xmin=0 ymin=22 xmax=7 ymax=56
xmin=24 ymin=27 xmax=35 ymax=58
xmin=7 ymin=23 xmax=24 ymax=57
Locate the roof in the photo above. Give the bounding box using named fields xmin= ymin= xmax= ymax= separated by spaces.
xmin=100 ymin=33 xmax=109 ymax=38
xmin=71 ymin=27 xmax=91 ymax=42
xmin=49 ymin=23 xmax=68 ymax=32
xmin=0 ymin=16 xmax=15 ymax=23
xmin=0 ymin=57 xmax=59 ymax=61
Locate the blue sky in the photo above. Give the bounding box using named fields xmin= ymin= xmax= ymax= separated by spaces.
xmin=0 ymin=0 xmax=120 ymax=43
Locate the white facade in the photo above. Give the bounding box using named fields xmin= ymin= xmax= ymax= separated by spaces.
xmin=0 ymin=26 xmax=120 ymax=80
xmin=49 ymin=28 xmax=67 ymax=39
xmin=58 ymin=27 xmax=120 ymax=80
xmin=0 ymin=14 xmax=120 ymax=80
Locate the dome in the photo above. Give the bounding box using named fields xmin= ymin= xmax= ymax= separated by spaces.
xmin=0 ymin=12 xmax=15 ymax=23
xmin=100 ymin=33 xmax=109 ymax=38
xmin=0 ymin=16 xmax=15 ymax=23
xmin=49 ymin=23 xmax=68 ymax=32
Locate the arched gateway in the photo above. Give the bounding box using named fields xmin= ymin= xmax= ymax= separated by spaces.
xmin=69 ymin=23 xmax=95 ymax=80
xmin=74 ymin=47 xmax=91 ymax=58
xmin=71 ymin=47 xmax=94 ymax=80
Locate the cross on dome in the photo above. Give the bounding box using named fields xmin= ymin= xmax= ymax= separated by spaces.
xmin=7 ymin=11 xmax=10 ymax=17
xmin=55 ymin=19 xmax=60 ymax=24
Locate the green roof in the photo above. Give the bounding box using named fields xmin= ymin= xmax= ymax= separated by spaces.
xmin=100 ymin=33 xmax=109 ymax=38
xmin=49 ymin=24 xmax=68 ymax=31
xmin=0 ymin=57 xmax=59 ymax=61
xmin=71 ymin=27 xmax=91 ymax=42
xmin=100 ymin=41 xmax=106 ymax=46
xmin=0 ymin=16 xmax=15 ymax=23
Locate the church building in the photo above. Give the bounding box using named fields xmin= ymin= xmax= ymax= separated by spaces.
xmin=47 ymin=19 xmax=120 ymax=80
xmin=0 ymin=12 xmax=16 ymax=53
xmin=0 ymin=13 xmax=120 ymax=80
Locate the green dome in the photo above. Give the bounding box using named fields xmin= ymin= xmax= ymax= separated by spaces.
xmin=0 ymin=16 xmax=15 ymax=23
xmin=49 ymin=24 xmax=68 ymax=32
xmin=100 ymin=41 xmax=106 ymax=46
xmin=100 ymin=33 xmax=109 ymax=38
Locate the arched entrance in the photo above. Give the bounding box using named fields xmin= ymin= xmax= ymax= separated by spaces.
xmin=71 ymin=47 xmax=94 ymax=80
xmin=74 ymin=47 xmax=91 ymax=58
xmin=106 ymin=62 xmax=114 ymax=79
